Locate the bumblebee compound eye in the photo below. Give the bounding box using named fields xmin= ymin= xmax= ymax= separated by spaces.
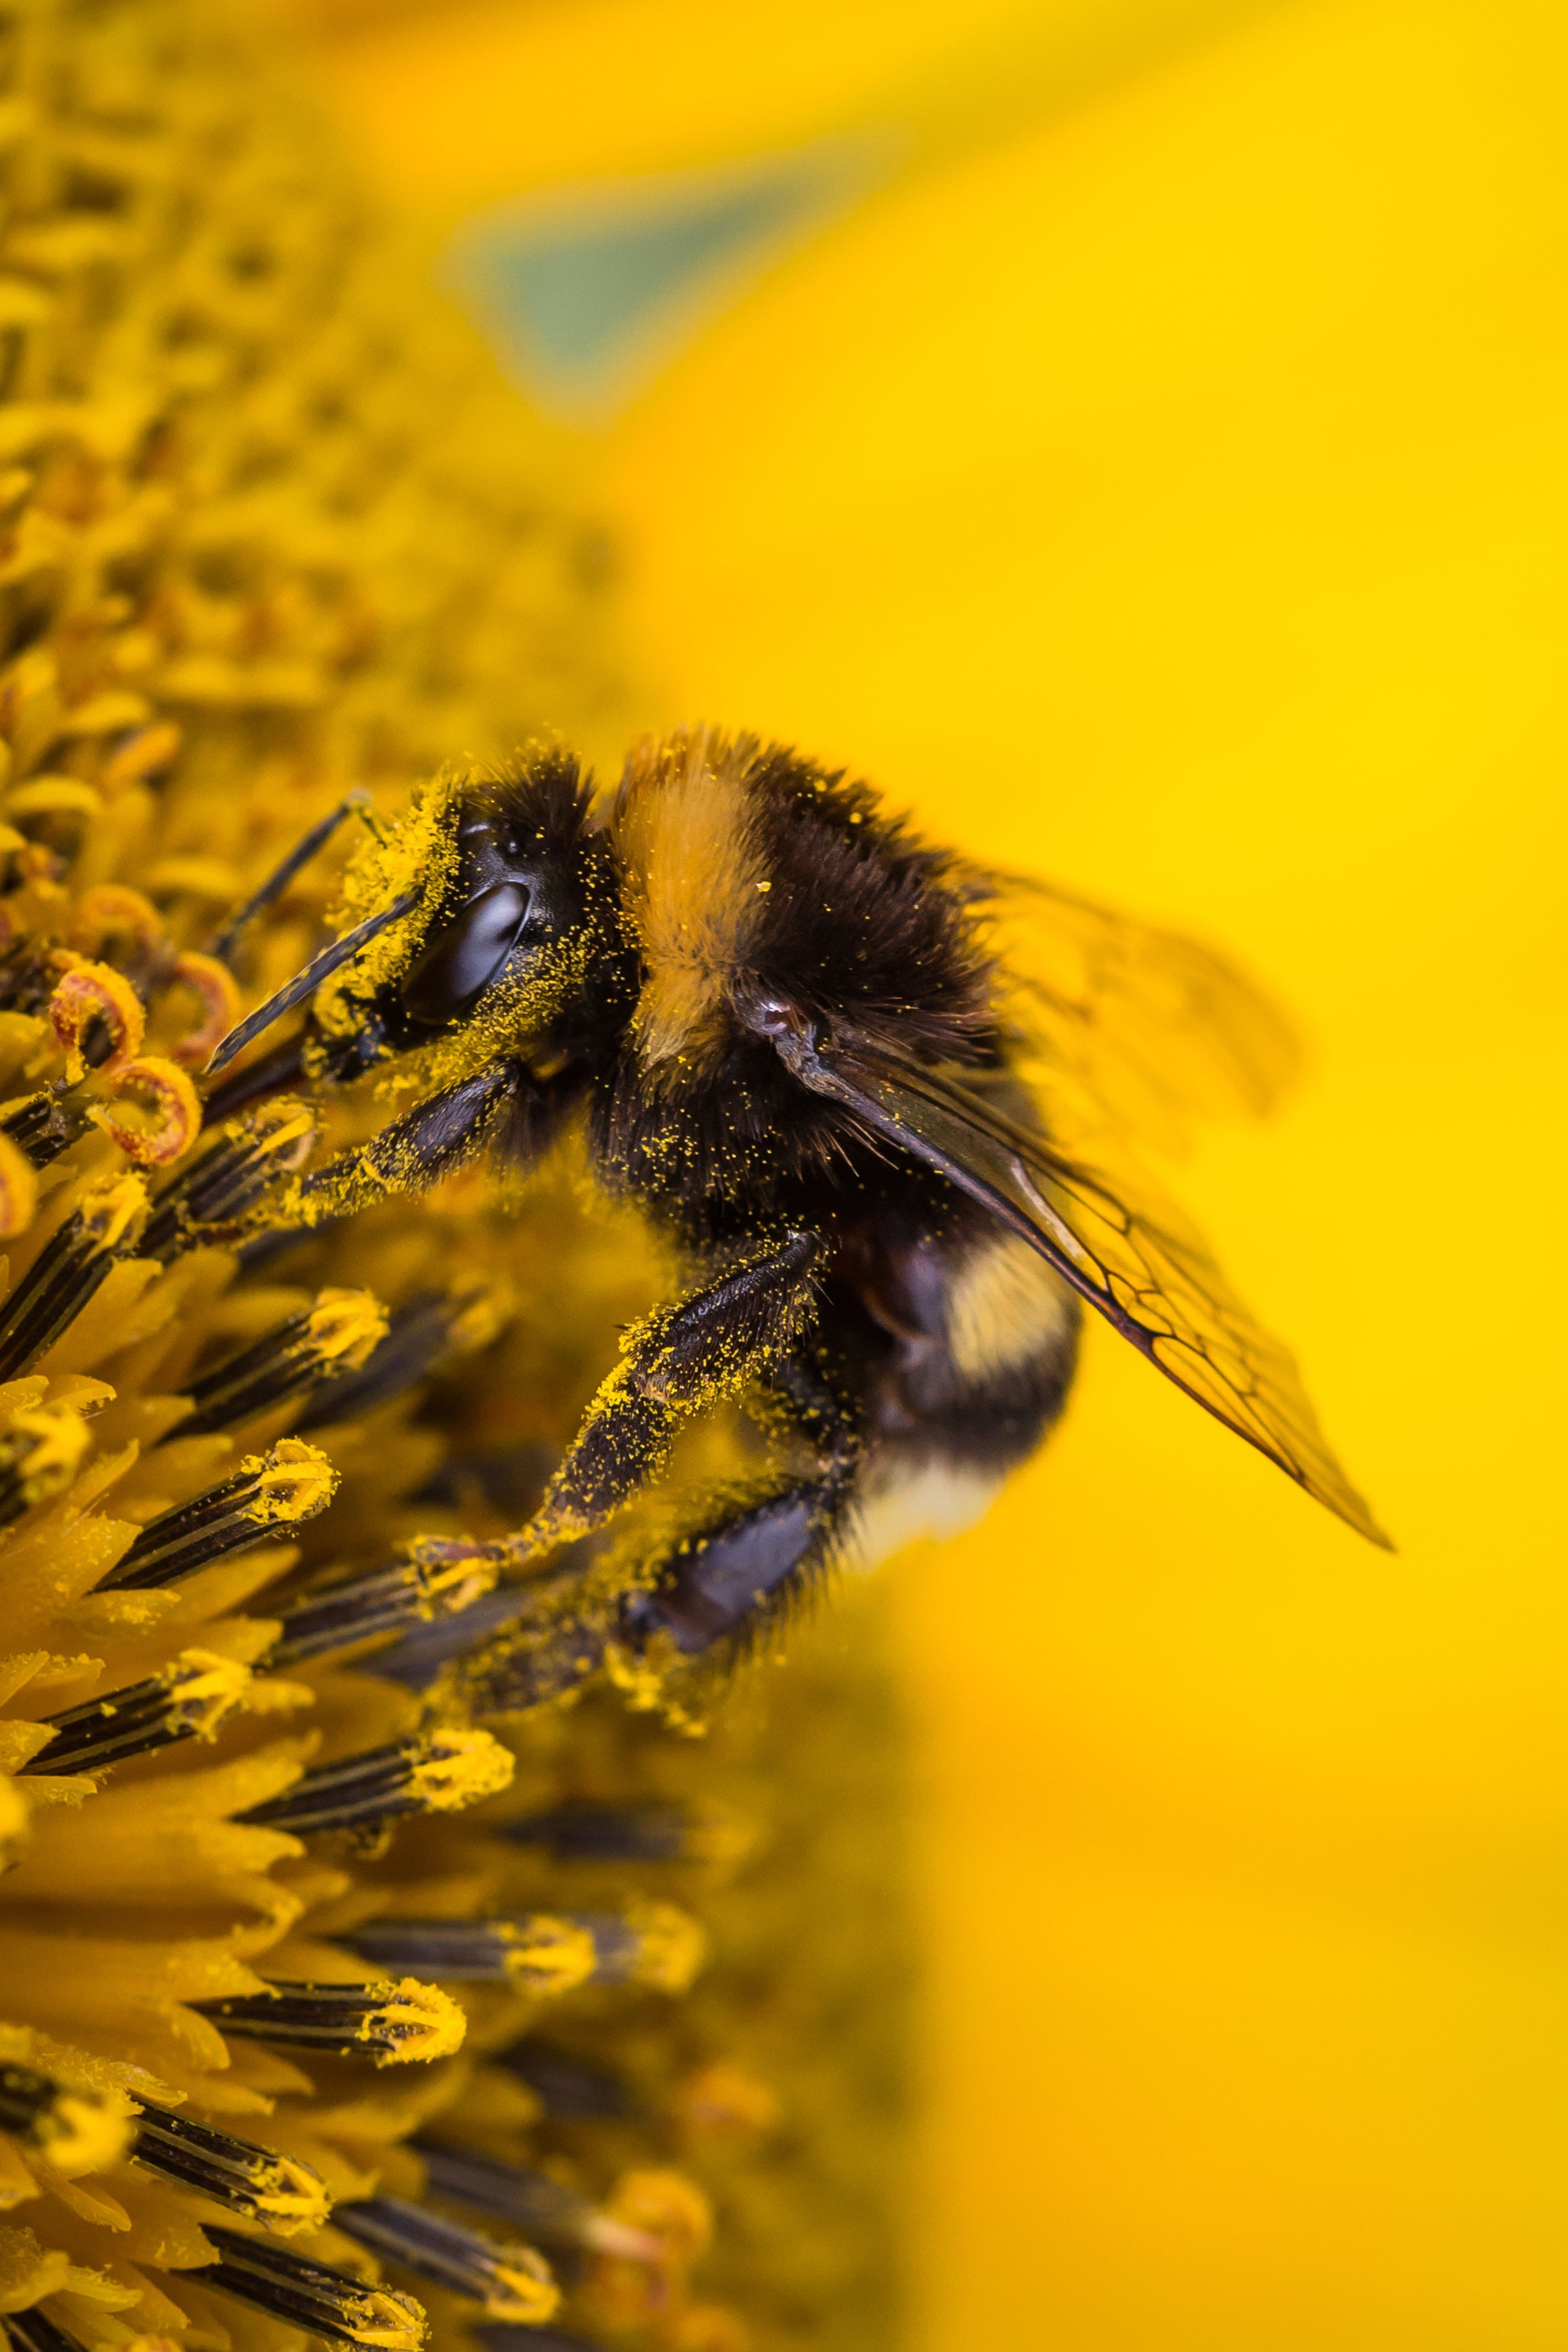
xmin=400 ymin=881 xmax=532 ymax=1028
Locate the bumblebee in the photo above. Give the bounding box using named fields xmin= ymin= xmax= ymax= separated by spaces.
xmin=202 ymin=728 xmax=1386 ymax=1687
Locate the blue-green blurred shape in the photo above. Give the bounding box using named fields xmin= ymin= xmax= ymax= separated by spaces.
xmin=445 ymin=140 xmax=888 ymax=421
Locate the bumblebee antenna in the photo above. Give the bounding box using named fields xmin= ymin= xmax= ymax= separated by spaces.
xmin=203 ymin=892 xmax=419 ymax=1077
xmin=207 ymin=790 xmax=378 ymax=967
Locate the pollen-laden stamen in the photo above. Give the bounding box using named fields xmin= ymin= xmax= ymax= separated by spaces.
xmin=332 ymin=2195 xmax=560 ymax=2326
xmin=175 ymin=1287 xmax=389 ymax=1437
xmin=187 ymin=2223 xmax=427 ymax=2352
xmin=268 ymin=1540 xmax=501 ymax=1668
xmin=191 ymin=1979 xmax=465 ymax=2066
xmin=0 ymin=1402 xmax=92 ymax=1529
xmin=0 ymin=1086 xmax=97 ymax=1173
xmin=130 ymin=2099 xmax=331 ymax=2233
xmin=0 ymin=2061 xmax=133 ymax=2176
xmin=342 ymin=1905 xmax=705 ymax=1997
xmin=0 ymin=1173 xmax=149 ymax=1381
xmin=99 ymin=1438 xmax=338 ymax=1592
xmin=565 ymin=1903 xmax=709 ymax=1994
xmin=414 ymin=2138 xmax=662 ymax=2262
xmin=235 ymin=1728 xmax=514 ymax=1838
xmin=18 ymin=1648 xmax=253 ymax=1777
xmin=298 ymin=1281 xmax=511 ymax=1433
xmin=346 ymin=1915 xmax=600 ymax=1996
xmin=141 ymin=1096 xmax=319 ymax=1264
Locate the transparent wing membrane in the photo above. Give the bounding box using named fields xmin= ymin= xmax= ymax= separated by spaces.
xmin=782 ymin=1023 xmax=1389 ymax=1547
xmin=977 ymin=872 xmax=1302 ymax=1156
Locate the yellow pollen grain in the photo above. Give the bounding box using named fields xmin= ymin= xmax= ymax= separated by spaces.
xmin=362 ymin=1980 xmax=467 ymax=2066
xmin=624 ymin=1902 xmax=708 ymax=1994
xmin=251 ymin=2150 xmax=333 ymax=2235
xmin=406 ymin=1727 xmax=515 ymax=1812
xmin=483 ymin=2248 xmax=559 ymax=2326
xmin=339 ymin=2285 xmax=426 ymax=2352
xmin=78 ymin=1173 xmax=149 ymax=1256
xmin=30 ymin=2089 xmax=134 ymax=2179
xmin=498 ymin=1916 xmax=598 ymax=1998
xmin=303 ymin=1289 xmax=389 ymax=1369
xmin=362 ymin=1975 xmax=465 ymax=2070
xmin=164 ymin=1648 xmax=254 ymax=1744
xmin=241 ymin=1438 xmax=339 ymax=1526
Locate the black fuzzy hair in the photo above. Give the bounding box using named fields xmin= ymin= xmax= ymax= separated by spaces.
xmin=461 ymin=744 xmax=597 ymax=857
xmin=740 ymin=744 xmax=994 ymax=1063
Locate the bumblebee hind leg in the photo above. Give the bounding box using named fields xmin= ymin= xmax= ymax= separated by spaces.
xmin=450 ymin=1343 xmax=863 ymax=1715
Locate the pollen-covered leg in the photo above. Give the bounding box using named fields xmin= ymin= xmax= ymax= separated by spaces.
xmin=515 ymin=1229 xmax=825 ymax=1553
xmin=623 ymin=1477 xmax=845 ymax=1654
xmin=454 ymin=1347 xmax=862 ymax=1713
xmin=284 ymin=1059 xmax=525 ymax=1224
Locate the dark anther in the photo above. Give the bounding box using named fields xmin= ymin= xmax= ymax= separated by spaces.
xmin=500 ymin=1802 xmax=691 ymax=1864
xmin=347 ymin=1904 xmax=704 ymax=1996
xmin=96 ymin=1439 xmax=336 ymax=1591
xmin=2 ymin=2310 xmax=93 ymax=2352
xmin=130 ymin=2100 xmax=330 ymax=2231
xmin=141 ymin=1096 xmax=318 ymax=1262
xmin=234 ymin=1727 xmax=512 ymax=1837
xmin=332 ymin=2196 xmax=558 ymax=2324
xmin=496 ymin=2041 xmax=630 ymax=2122
xmin=185 ymin=2221 xmax=427 ymax=2351
xmin=171 ymin=1287 xmax=387 ymax=1437
xmin=190 ymin=1978 xmax=464 ymax=2066
xmin=266 ymin=1540 xmax=499 ymax=1668
xmin=0 ymin=1174 xmax=148 ymax=1381
xmin=415 ymin=2138 xmax=658 ymax=2260
xmin=19 ymin=1649 xmax=251 ymax=1774
xmin=0 ymin=1084 xmax=96 ymax=1169
xmin=344 ymin=1915 xmax=599 ymax=1995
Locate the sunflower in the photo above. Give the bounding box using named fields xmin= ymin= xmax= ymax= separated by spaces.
xmin=0 ymin=8 xmax=907 ymax=2352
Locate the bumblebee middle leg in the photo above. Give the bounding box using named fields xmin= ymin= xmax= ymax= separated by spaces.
xmin=515 ymin=1229 xmax=826 ymax=1553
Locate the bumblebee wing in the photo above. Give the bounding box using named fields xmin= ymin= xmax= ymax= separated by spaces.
xmin=975 ymin=871 xmax=1301 ymax=1153
xmin=780 ymin=1023 xmax=1389 ymax=1548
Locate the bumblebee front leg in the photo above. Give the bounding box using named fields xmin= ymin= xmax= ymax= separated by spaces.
xmin=515 ymin=1229 xmax=826 ymax=1554
xmin=284 ymin=1059 xmax=554 ymax=1226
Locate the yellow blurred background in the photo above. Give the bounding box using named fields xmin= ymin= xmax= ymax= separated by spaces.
xmin=265 ymin=2 xmax=1568 ymax=2342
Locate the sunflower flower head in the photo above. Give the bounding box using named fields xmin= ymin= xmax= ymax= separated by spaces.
xmin=0 ymin=4 xmax=908 ymax=2351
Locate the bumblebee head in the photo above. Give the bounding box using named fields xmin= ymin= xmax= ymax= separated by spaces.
xmin=389 ymin=754 xmax=615 ymax=1051
xmin=608 ymin=726 xmax=994 ymax=1100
